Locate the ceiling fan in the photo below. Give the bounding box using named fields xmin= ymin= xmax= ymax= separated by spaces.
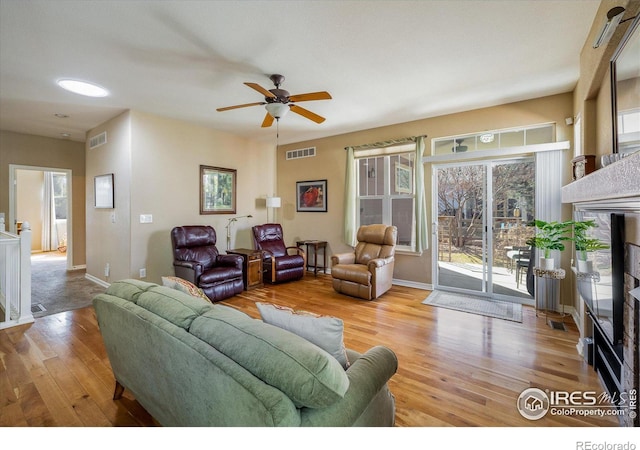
xmin=216 ymin=74 xmax=332 ymax=128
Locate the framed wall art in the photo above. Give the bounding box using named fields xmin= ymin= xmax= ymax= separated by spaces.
xmin=94 ymin=173 xmax=114 ymax=209
xmin=296 ymin=179 xmax=327 ymax=212
xmin=200 ymin=165 xmax=236 ymax=214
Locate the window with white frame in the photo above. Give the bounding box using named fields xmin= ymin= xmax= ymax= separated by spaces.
xmin=357 ymin=151 xmax=415 ymax=250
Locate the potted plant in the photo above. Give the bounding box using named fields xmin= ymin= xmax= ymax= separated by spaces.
xmin=525 ymin=219 xmax=573 ymax=269
xmin=572 ymin=219 xmax=609 ymax=273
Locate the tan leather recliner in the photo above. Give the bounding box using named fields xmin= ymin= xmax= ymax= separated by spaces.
xmin=331 ymin=224 xmax=397 ymax=300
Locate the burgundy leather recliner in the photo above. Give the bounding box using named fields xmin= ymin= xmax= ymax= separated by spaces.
xmin=252 ymin=223 xmax=306 ymax=284
xmin=171 ymin=225 xmax=244 ymax=302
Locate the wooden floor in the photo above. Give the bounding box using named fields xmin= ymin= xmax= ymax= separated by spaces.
xmin=0 ymin=274 xmax=619 ymax=427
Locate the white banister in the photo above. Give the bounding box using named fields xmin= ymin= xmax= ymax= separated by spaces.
xmin=0 ymin=220 xmax=34 ymax=330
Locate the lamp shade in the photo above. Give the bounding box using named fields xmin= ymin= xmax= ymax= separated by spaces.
xmin=266 ymin=197 xmax=281 ymax=208
xmin=265 ymin=103 xmax=289 ymax=119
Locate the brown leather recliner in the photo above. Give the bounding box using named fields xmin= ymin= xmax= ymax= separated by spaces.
xmin=170 ymin=225 xmax=244 ymax=302
xmin=252 ymin=223 xmax=306 ymax=284
xmin=331 ymin=224 xmax=397 ymax=300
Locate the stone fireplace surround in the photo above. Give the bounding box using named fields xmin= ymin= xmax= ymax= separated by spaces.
xmin=562 ymin=152 xmax=639 ymax=427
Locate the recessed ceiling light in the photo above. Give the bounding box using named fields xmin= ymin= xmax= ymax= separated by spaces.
xmin=60 ymin=133 xmax=71 ymax=138
xmin=57 ymin=79 xmax=108 ymax=97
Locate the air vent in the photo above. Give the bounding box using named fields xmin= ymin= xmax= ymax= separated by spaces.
xmin=286 ymin=146 xmax=316 ymax=160
xmin=89 ymin=131 xmax=107 ymax=149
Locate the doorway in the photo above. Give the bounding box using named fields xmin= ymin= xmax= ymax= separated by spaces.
xmin=9 ymin=165 xmax=73 ymax=269
xmin=433 ymin=158 xmax=535 ymax=304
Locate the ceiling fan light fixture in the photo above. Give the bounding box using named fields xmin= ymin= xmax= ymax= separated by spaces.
xmin=265 ymin=103 xmax=289 ymax=119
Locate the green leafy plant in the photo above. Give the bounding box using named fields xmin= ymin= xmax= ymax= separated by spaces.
xmin=572 ymin=219 xmax=609 ymax=261
xmin=525 ymin=219 xmax=573 ymax=259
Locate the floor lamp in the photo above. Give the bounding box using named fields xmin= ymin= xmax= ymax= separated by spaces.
xmin=226 ymin=214 xmax=252 ymax=250
xmin=266 ymin=197 xmax=281 ymax=223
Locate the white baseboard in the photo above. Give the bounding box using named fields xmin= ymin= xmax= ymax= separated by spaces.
xmin=392 ymin=278 xmax=432 ymax=291
xmin=85 ymin=273 xmax=110 ymax=289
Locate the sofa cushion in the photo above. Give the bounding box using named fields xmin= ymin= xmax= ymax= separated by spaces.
xmin=136 ymin=286 xmax=213 ymax=330
xmin=162 ymin=276 xmax=211 ymax=303
xmin=190 ymin=306 xmax=349 ymax=408
xmin=256 ymin=302 xmax=350 ymax=369
xmin=105 ymin=279 xmax=157 ymax=303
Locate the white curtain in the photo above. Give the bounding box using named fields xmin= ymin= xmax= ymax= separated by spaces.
xmin=535 ymin=149 xmax=565 ymax=261
xmin=42 ymin=171 xmax=57 ymax=251
xmin=415 ymin=136 xmax=429 ymax=252
xmin=343 ymin=146 xmax=357 ymax=246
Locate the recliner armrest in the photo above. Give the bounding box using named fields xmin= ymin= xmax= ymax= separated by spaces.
xmin=331 ymin=252 xmax=356 ymax=265
xmin=173 ymin=261 xmax=202 ymax=284
xmin=217 ymin=254 xmax=243 ymax=270
xmin=368 ymin=256 xmax=394 ymax=270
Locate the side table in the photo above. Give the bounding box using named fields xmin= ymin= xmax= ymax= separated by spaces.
xmin=533 ymin=267 xmax=566 ymax=324
xmin=296 ymin=240 xmax=327 ymax=276
xmin=226 ymin=248 xmax=263 ymax=290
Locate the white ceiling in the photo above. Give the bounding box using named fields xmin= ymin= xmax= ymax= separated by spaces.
xmin=0 ymin=0 xmax=601 ymax=146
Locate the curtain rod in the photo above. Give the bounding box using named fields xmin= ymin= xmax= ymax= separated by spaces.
xmin=345 ymin=135 xmax=427 ymax=151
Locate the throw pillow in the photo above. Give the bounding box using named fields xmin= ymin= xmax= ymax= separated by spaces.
xmin=256 ymin=302 xmax=350 ymax=369
xmin=162 ymin=276 xmax=211 ymax=303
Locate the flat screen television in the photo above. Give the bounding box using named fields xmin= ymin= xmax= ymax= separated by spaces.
xmin=574 ymin=210 xmax=625 ymax=347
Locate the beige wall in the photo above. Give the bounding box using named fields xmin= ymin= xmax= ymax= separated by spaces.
xmin=0 ymin=130 xmax=86 ymax=265
xmin=85 ymin=110 xmax=275 ymax=284
xmin=16 ymin=169 xmax=43 ymax=251
xmin=574 ymin=0 xmax=640 ymax=160
xmin=278 ymin=93 xmax=575 ymax=287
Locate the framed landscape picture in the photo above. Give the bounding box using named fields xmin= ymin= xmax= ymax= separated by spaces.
xmin=200 ymin=165 xmax=236 ymax=214
xmin=296 ymin=179 xmax=327 ymax=212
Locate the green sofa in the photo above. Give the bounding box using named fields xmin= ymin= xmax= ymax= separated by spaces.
xmin=93 ymin=279 xmax=398 ymax=426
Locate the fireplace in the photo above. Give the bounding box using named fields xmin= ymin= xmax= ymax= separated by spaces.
xmin=562 ymin=152 xmax=640 ymax=427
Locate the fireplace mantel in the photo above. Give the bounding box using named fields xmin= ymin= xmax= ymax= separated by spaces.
xmin=562 ymin=152 xmax=640 ymax=205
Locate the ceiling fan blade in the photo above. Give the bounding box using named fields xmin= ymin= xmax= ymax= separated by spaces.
xmin=216 ymin=102 xmax=264 ymax=112
xmin=290 ymin=104 xmax=326 ymax=124
xmin=289 ymin=91 xmax=332 ymax=102
xmin=261 ymin=112 xmax=274 ymax=128
xmin=245 ymin=82 xmax=276 ymax=98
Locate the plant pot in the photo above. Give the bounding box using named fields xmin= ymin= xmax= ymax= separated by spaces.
xmin=577 ymin=259 xmax=593 ymax=273
xmin=539 ymin=257 xmax=555 ymax=270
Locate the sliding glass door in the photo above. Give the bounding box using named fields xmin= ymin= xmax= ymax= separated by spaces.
xmin=433 ymin=158 xmax=535 ymax=303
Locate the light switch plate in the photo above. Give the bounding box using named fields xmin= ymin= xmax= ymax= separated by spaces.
xmin=140 ymin=214 xmax=153 ymax=223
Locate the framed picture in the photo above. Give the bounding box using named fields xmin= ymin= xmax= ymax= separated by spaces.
xmin=94 ymin=174 xmax=114 ymax=208
xmin=394 ymin=163 xmax=412 ymax=193
xmin=200 ymin=165 xmax=236 ymax=214
xmin=296 ymin=179 xmax=327 ymax=212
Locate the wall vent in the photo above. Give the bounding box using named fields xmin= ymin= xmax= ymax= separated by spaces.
xmin=286 ymin=146 xmax=316 ymax=160
xmin=89 ymin=131 xmax=107 ymax=149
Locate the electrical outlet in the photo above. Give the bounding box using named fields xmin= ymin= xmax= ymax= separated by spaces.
xmin=139 ymin=268 xmax=146 ymax=278
xmin=104 ymin=263 xmax=110 ymax=277
xmin=140 ymin=214 xmax=153 ymax=223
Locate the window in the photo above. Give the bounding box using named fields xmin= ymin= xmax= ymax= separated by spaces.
xmin=432 ymin=123 xmax=555 ymax=156
xmin=357 ymin=151 xmax=415 ymax=250
xmin=53 ymin=173 xmax=67 ymax=220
